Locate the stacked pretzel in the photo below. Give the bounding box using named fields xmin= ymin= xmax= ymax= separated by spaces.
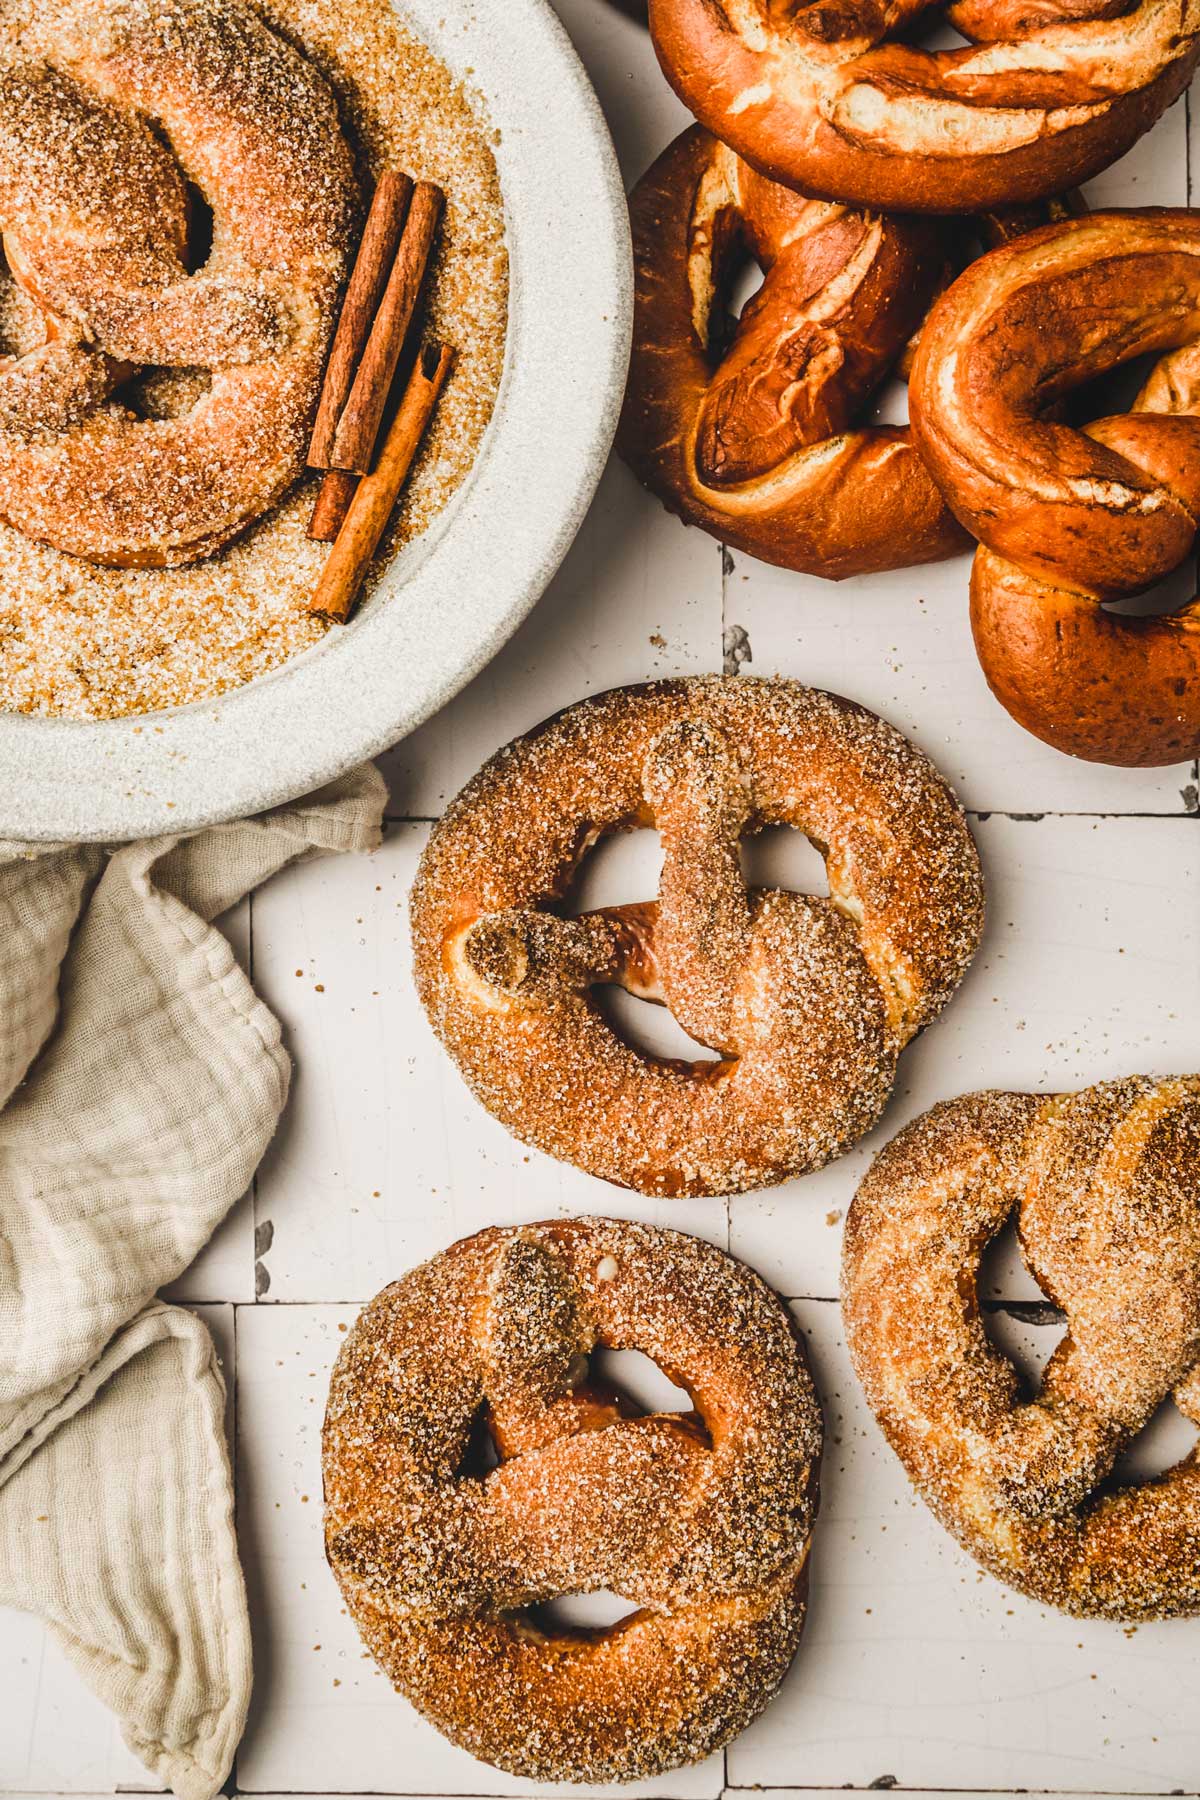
xmin=620 ymin=0 xmax=1200 ymax=763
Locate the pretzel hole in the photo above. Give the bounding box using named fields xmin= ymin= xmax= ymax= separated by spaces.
xmin=976 ymin=1214 xmax=1043 ymax=1301
xmin=979 ymin=1300 xmax=1065 ymax=1402
xmin=570 ymin=822 xmax=831 ymax=1059
xmin=457 ymin=1403 xmax=501 ymax=1480
xmin=569 ymin=826 xmax=663 ymax=911
xmin=532 ymin=1590 xmax=642 ymax=1632
xmin=1108 ymin=1396 xmax=1199 ymax=1489
xmin=727 ymin=259 xmax=765 ymax=325
xmin=123 ymin=366 xmax=214 ymax=421
xmin=183 ymin=183 xmax=216 ymax=275
xmin=591 ymin=1345 xmax=696 ymax=1416
xmin=1100 ymin=556 xmax=1198 ymax=622
xmin=741 ymin=823 xmax=830 ymax=896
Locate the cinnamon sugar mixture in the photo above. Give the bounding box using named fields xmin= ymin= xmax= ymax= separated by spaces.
xmin=0 ymin=0 xmax=508 ymax=718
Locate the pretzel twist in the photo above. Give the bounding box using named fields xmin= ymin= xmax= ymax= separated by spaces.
xmin=0 ymin=0 xmax=356 ymax=567
xmin=910 ymin=210 xmax=1200 ymax=765
xmin=411 ymin=678 xmax=984 ymax=1198
xmin=647 ymin=0 xmax=1200 ymax=214
xmin=323 ymin=1218 xmax=822 ymax=1783
xmin=619 ymin=127 xmax=970 ymax=576
xmin=843 ymin=1078 xmax=1200 ymax=1619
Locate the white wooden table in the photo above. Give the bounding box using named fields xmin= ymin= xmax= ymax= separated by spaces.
xmin=4 ymin=6 xmax=1199 ymax=1797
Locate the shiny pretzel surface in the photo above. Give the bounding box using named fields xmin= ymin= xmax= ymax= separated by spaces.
xmin=647 ymin=0 xmax=1200 ymax=214
xmin=323 ymin=1217 xmax=822 ymax=1783
xmin=910 ymin=209 xmax=1200 ymax=765
xmin=0 ymin=0 xmax=355 ymax=568
xmin=843 ymin=1077 xmax=1200 ymax=1619
xmin=410 ymin=677 xmax=984 ymax=1198
xmin=619 ymin=126 xmax=969 ymax=578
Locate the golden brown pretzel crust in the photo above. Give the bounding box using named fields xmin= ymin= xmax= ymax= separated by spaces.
xmin=0 ymin=0 xmax=356 ymax=567
xmin=647 ymin=0 xmax=1200 ymax=214
xmin=843 ymin=1079 xmax=1200 ymax=1620
xmin=323 ymin=1217 xmax=822 ymax=1783
xmin=618 ymin=127 xmax=969 ymax=578
xmin=909 ymin=210 xmax=1200 ymax=766
xmin=410 ymin=677 xmax=984 ymax=1198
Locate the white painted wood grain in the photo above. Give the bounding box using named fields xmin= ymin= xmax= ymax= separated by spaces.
xmin=728 ymin=1301 xmax=1200 ymax=1794
xmin=730 ymin=813 xmax=1200 ymax=1299
xmin=379 ymin=457 xmax=723 ymax=819
xmin=248 ymin=826 xmax=729 ymax=1303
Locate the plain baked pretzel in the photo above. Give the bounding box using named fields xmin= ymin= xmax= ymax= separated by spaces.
xmin=647 ymin=0 xmax=1200 ymax=214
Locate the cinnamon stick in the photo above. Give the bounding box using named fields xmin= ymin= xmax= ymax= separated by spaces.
xmin=308 ymin=468 xmax=360 ymax=542
xmin=308 ymin=170 xmax=412 ymax=470
xmin=330 ymin=181 xmax=444 ymax=475
xmin=308 ymin=341 xmax=454 ymax=625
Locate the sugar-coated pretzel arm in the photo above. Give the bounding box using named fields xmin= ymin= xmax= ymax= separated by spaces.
xmin=647 ymin=0 xmax=1200 ymax=213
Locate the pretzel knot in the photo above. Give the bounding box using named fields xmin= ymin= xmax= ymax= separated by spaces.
xmin=619 ymin=127 xmax=971 ymax=577
xmin=910 ymin=211 xmax=1200 ymax=766
xmin=411 ymin=678 xmax=984 ymax=1198
xmin=647 ymin=0 xmax=1200 ymax=214
xmin=844 ymin=1077 xmax=1200 ymax=1620
xmin=323 ymin=1218 xmax=823 ymax=1783
xmin=0 ymin=0 xmax=355 ymax=567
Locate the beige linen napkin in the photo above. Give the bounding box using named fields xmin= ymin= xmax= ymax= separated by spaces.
xmin=0 ymin=764 xmax=387 ymax=1799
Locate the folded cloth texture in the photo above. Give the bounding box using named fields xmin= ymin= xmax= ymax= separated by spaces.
xmin=0 ymin=764 xmax=387 ymax=1800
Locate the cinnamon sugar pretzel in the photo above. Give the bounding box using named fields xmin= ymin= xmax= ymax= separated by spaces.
xmin=843 ymin=1078 xmax=1200 ymax=1619
xmin=910 ymin=210 xmax=1200 ymax=765
xmin=647 ymin=0 xmax=1200 ymax=214
xmin=410 ymin=678 xmax=984 ymax=1197
xmin=0 ymin=0 xmax=355 ymax=567
xmin=324 ymin=1217 xmax=822 ymax=1782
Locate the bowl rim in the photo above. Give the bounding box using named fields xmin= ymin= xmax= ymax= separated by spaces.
xmin=0 ymin=0 xmax=632 ymax=844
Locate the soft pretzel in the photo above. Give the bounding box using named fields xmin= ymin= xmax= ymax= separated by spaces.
xmin=843 ymin=1078 xmax=1200 ymax=1620
xmin=910 ymin=209 xmax=1200 ymax=765
xmin=0 ymin=0 xmax=356 ymax=567
xmin=647 ymin=0 xmax=1200 ymax=214
xmin=410 ymin=678 xmax=984 ymax=1198
xmin=619 ymin=127 xmax=968 ymax=577
xmin=323 ymin=1217 xmax=822 ymax=1783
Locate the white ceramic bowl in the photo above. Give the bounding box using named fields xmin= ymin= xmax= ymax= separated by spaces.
xmin=0 ymin=0 xmax=631 ymax=843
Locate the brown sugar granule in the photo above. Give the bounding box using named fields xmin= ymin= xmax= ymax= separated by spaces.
xmin=0 ymin=0 xmax=507 ymax=719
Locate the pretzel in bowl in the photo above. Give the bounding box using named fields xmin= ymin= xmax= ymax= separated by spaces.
xmin=910 ymin=210 xmax=1200 ymax=765
xmin=647 ymin=0 xmax=1200 ymax=214
xmin=410 ymin=677 xmax=984 ymax=1197
xmin=324 ymin=1217 xmax=822 ymax=1782
xmin=619 ymin=126 xmax=968 ymax=577
xmin=0 ymin=0 xmax=356 ymax=567
xmin=843 ymin=1077 xmax=1200 ymax=1619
